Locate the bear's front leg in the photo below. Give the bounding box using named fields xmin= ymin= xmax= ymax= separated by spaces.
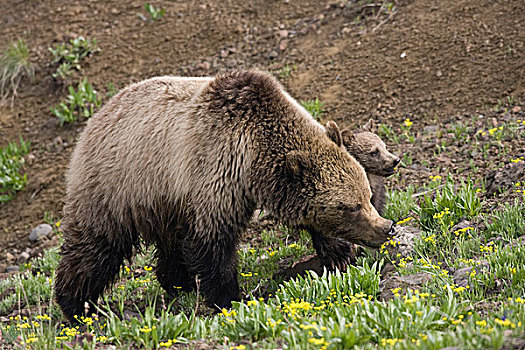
xmin=311 ymin=233 xmax=357 ymax=272
xmin=182 ymin=235 xmax=240 ymax=309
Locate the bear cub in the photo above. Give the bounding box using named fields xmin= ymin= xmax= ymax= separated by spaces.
xmin=328 ymin=119 xmax=400 ymax=215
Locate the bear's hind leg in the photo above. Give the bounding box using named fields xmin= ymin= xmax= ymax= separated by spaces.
xmin=155 ymin=243 xmax=196 ymax=295
xmin=55 ymin=221 xmax=137 ymax=322
xmin=182 ymin=233 xmax=240 ymax=310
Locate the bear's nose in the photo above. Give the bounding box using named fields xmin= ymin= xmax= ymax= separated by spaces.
xmin=393 ymin=157 xmax=401 ymax=167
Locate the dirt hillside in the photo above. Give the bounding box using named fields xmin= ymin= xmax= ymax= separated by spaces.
xmin=0 ymin=0 xmax=524 ymax=271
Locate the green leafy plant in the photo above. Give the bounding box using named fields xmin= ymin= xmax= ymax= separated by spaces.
xmin=278 ymin=64 xmax=297 ymax=78
xmin=300 ymin=98 xmax=324 ymax=121
xmin=49 ymin=36 xmax=98 ymax=80
xmin=0 ymin=136 xmax=30 ymax=202
xmin=106 ymin=82 xmax=118 ymax=99
xmin=51 ymin=78 xmax=101 ymax=125
xmin=416 ymin=176 xmax=482 ymax=232
xmin=384 ymin=185 xmax=416 ymax=222
xmin=0 ymin=38 xmax=35 ymax=102
xmin=378 ymin=123 xmax=400 ymax=143
xmin=144 ymin=3 xmax=166 ymax=21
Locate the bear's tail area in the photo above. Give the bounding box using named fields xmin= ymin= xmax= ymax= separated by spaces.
xmin=201 ymin=70 xmax=284 ymax=110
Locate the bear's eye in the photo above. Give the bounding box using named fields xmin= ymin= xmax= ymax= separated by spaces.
xmin=370 ymin=149 xmax=379 ymax=156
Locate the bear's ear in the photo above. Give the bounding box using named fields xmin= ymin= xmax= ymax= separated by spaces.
xmin=362 ymin=119 xmax=377 ymax=133
xmin=325 ymin=121 xmax=343 ymax=147
xmin=285 ymin=151 xmax=311 ymax=177
xmin=341 ymin=129 xmax=355 ymax=146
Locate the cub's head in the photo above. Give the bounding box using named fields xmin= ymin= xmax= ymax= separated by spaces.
xmin=286 ymin=121 xmax=394 ymax=248
xmin=339 ymin=119 xmax=400 ymax=177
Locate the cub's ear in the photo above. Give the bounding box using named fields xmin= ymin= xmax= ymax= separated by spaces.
xmin=362 ymin=119 xmax=377 ymax=133
xmin=285 ymin=151 xmax=311 ymax=177
xmin=340 ymin=129 xmax=355 ymax=146
xmin=325 ymin=121 xmax=342 ymax=147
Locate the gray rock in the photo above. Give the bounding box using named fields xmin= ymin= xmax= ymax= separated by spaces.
xmin=29 ymin=224 xmax=53 ymax=241
xmin=379 ymin=272 xmax=433 ymax=301
xmin=6 ymin=265 xmax=20 ymax=273
xmin=485 ymin=162 xmax=525 ymax=196
xmin=453 ymin=261 xmax=489 ymax=287
xmin=424 ymin=125 xmax=439 ymax=133
xmin=450 ymin=220 xmax=474 ymax=234
xmin=17 ymin=252 xmax=30 ymax=263
xmin=391 ymin=225 xmax=422 ymax=257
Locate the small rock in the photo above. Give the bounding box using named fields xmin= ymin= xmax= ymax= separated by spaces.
xmin=436 ymin=70 xmax=443 ymax=77
xmin=485 ymin=162 xmax=525 ymax=196
xmin=512 ymin=106 xmax=521 ymax=113
xmin=6 ymin=252 xmax=15 ymax=261
xmin=279 ymin=40 xmax=288 ymax=52
xmin=379 ymin=272 xmax=433 ymax=301
xmin=424 ymin=125 xmax=439 ymax=133
xmin=6 ymin=266 xmax=20 ymax=273
xmin=220 ymin=49 xmax=228 ymax=58
xmin=450 ymin=220 xmax=473 ymax=233
xmin=26 ymin=153 xmax=36 ymax=165
xmin=279 ymin=29 xmax=288 ymax=38
xmin=268 ymin=50 xmax=278 ymax=59
xmin=29 ymin=224 xmax=53 ymax=241
xmin=390 ymin=225 xmax=422 ymax=257
xmin=18 ymin=252 xmax=30 ymax=263
xmin=453 ymin=261 xmax=489 ymax=287
xmin=196 ymin=61 xmax=211 ymax=70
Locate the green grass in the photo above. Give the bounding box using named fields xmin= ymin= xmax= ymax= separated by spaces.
xmin=384 ymin=184 xmax=416 ymax=222
xmin=1 ymin=179 xmax=524 ymax=349
xmin=51 ymin=78 xmax=101 ymax=125
xmin=144 ymin=3 xmax=166 ymax=21
xmin=0 ymin=136 xmax=30 ymax=202
xmin=300 ymin=98 xmax=324 ymax=121
xmin=49 ymin=36 xmax=98 ymax=80
xmin=0 ymin=38 xmax=34 ymax=102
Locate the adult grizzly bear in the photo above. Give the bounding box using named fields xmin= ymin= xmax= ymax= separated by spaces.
xmin=55 ymin=70 xmax=394 ymax=321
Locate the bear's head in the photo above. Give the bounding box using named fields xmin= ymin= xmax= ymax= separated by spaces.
xmin=340 ymin=119 xmax=401 ymax=177
xmin=286 ymin=121 xmax=395 ymax=248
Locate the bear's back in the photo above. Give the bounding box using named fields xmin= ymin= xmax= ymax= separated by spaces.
xmin=66 ymin=76 xmax=215 ymax=221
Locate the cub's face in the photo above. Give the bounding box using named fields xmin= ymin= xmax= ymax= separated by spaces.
xmin=342 ymin=131 xmax=400 ymax=177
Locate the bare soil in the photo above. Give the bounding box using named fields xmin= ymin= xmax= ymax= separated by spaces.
xmin=0 ymin=0 xmax=524 ymax=271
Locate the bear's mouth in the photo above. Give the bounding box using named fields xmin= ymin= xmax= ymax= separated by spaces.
xmin=382 ymin=167 xmax=396 ymax=177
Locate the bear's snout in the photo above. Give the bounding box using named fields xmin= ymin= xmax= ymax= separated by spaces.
xmin=393 ymin=157 xmax=401 ymax=167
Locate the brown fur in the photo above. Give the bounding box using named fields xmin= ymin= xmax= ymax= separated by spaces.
xmin=340 ymin=120 xmax=400 ymax=215
xmin=54 ymin=70 xmax=393 ymax=321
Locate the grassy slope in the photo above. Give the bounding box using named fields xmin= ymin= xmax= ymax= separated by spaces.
xmin=1 ymin=172 xmax=524 ymax=349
